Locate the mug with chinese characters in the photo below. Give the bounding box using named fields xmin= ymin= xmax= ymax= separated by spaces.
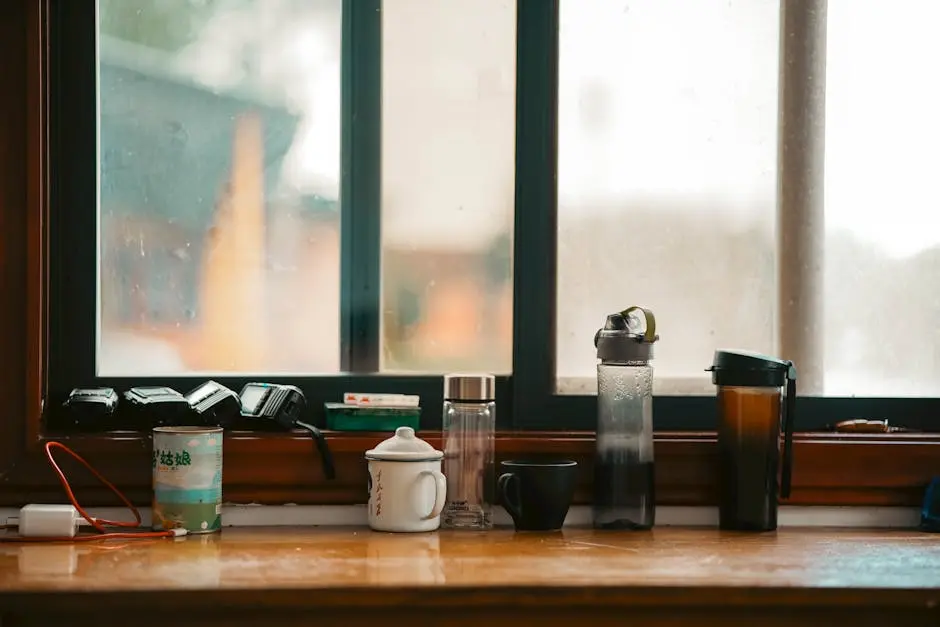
xmin=364 ymin=427 xmax=447 ymax=533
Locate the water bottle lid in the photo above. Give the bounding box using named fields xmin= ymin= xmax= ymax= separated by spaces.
xmin=595 ymin=306 xmax=658 ymax=364
xmin=443 ymin=374 xmax=496 ymax=402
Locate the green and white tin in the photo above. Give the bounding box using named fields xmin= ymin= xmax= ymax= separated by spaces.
xmin=152 ymin=426 xmax=223 ymax=534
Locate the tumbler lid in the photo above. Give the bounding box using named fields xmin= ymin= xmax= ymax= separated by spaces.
xmin=444 ymin=373 xmax=495 ymax=402
xmin=707 ymin=349 xmax=797 ymax=387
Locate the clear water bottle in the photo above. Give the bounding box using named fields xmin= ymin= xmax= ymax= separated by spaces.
xmin=441 ymin=373 xmax=495 ymax=530
xmin=593 ymin=306 xmax=659 ymax=530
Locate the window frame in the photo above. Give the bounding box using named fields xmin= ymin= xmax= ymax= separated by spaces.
xmin=0 ymin=0 xmax=937 ymax=509
xmin=47 ymin=0 xmax=940 ymax=434
xmin=47 ymin=0 xmax=516 ymax=431
xmin=518 ymin=0 xmax=940 ymax=432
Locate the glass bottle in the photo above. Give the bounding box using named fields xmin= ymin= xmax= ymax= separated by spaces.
xmin=593 ymin=306 xmax=658 ymax=530
xmin=441 ymin=373 xmax=495 ymax=530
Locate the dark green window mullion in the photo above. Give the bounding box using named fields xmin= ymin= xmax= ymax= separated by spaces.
xmin=48 ymin=0 xmax=98 ymax=391
xmin=511 ymin=0 xmax=560 ymax=429
xmin=340 ymin=0 xmax=382 ymax=374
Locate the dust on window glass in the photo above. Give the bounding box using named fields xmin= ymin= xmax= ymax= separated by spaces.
xmin=98 ymin=0 xmax=342 ymax=376
xmin=824 ymin=0 xmax=940 ymax=396
xmin=97 ymin=0 xmax=515 ymax=377
xmin=380 ymin=0 xmax=515 ymax=374
xmin=556 ymin=0 xmax=940 ymax=398
xmin=555 ymin=0 xmax=779 ymax=394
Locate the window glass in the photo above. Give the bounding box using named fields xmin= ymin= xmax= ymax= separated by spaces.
xmin=98 ymin=0 xmax=342 ymax=375
xmin=555 ymin=0 xmax=779 ymax=394
xmin=381 ymin=0 xmax=516 ymax=373
xmin=98 ymin=0 xmax=515 ymax=377
xmin=825 ymin=0 xmax=940 ymax=396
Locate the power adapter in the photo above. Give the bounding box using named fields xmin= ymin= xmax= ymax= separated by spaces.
xmin=0 ymin=442 xmax=189 ymax=544
xmin=3 ymin=503 xmax=187 ymax=541
xmin=8 ymin=504 xmax=85 ymax=537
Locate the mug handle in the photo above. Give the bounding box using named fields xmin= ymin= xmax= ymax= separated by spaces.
xmin=418 ymin=470 xmax=448 ymax=520
xmin=498 ymin=472 xmax=523 ymax=521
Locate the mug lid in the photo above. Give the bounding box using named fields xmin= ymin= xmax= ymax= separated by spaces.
xmin=365 ymin=426 xmax=443 ymax=461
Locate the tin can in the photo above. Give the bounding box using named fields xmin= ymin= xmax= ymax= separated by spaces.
xmin=152 ymin=426 xmax=223 ymax=534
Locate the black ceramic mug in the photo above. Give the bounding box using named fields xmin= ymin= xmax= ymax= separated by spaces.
xmin=497 ymin=460 xmax=578 ymax=531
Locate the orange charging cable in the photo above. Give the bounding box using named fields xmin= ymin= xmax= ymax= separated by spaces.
xmin=0 ymin=441 xmax=182 ymax=542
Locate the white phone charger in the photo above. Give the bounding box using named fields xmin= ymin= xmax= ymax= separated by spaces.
xmin=12 ymin=504 xmax=83 ymax=537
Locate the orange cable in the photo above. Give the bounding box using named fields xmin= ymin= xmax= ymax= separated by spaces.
xmin=0 ymin=441 xmax=180 ymax=543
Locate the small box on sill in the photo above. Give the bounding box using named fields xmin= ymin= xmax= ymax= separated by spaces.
xmin=324 ymin=402 xmax=421 ymax=432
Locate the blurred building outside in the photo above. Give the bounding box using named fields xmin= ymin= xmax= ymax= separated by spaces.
xmin=98 ymin=0 xmax=514 ymax=377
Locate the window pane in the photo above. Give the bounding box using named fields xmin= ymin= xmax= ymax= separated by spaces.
xmin=825 ymin=1 xmax=940 ymax=396
xmin=555 ymin=0 xmax=779 ymax=394
xmin=381 ymin=0 xmax=515 ymax=374
xmin=98 ymin=0 xmax=341 ymax=375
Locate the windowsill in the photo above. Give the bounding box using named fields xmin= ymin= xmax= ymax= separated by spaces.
xmin=1 ymin=527 xmax=938 ymax=623
xmin=3 ymin=429 xmax=937 ymax=510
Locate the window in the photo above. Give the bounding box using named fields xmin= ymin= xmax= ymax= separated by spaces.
xmin=381 ymin=0 xmax=515 ymax=374
xmin=547 ymin=0 xmax=940 ymax=430
xmin=47 ymin=0 xmax=940 ymax=435
xmin=97 ymin=0 xmax=345 ymax=376
xmin=824 ymin=0 xmax=940 ymax=398
xmin=91 ymin=0 xmax=514 ymax=377
xmin=556 ymin=0 xmax=778 ymax=397
xmin=557 ymin=0 xmax=940 ymax=400
xmin=50 ymin=0 xmax=515 ymax=429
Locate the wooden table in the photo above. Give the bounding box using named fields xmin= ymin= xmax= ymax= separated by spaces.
xmin=1 ymin=527 xmax=939 ymax=626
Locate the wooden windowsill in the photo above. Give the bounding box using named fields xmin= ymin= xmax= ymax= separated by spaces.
xmin=5 ymin=430 xmax=937 ymax=509
xmin=1 ymin=527 xmax=939 ymax=625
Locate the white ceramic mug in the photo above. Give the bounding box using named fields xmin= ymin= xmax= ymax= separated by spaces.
xmin=367 ymin=459 xmax=447 ymax=532
xmin=365 ymin=427 xmax=447 ymax=533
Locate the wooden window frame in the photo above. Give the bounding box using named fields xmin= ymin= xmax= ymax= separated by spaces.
xmin=1 ymin=0 xmax=938 ymax=510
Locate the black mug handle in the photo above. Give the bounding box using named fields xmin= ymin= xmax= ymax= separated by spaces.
xmin=498 ymin=472 xmax=523 ymax=521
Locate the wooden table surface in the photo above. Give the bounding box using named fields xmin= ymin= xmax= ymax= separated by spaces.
xmin=1 ymin=527 xmax=939 ymax=625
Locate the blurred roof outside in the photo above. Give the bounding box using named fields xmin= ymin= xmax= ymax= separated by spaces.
xmin=100 ymin=0 xmax=516 ymax=252
xmin=100 ymin=34 xmax=304 ymax=231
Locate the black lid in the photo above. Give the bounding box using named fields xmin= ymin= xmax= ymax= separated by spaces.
xmin=707 ymin=349 xmax=797 ymax=387
xmin=595 ymin=306 xmax=659 ymax=364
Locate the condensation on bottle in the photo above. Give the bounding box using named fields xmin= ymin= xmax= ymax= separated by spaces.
xmin=592 ymin=307 xmax=659 ymax=530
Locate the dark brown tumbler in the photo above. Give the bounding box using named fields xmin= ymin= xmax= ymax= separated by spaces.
xmin=708 ymin=350 xmax=796 ymax=532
